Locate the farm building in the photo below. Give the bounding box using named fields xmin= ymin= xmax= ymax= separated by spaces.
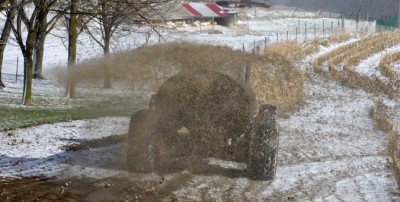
xmin=157 ymin=2 xmax=238 ymax=26
xmin=216 ymin=0 xmax=271 ymax=8
xmin=182 ymin=2 xmax=238 ymax=26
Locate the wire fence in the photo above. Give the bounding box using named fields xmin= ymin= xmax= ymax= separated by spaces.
xmin=1 ymin=73 xmax=23 ymax=84
xmin=0 ymin=73 xmax=20 ymax=84
xmin=241 ymin=17 xmax=375 ymax=54
xmin=376 ymin=14 xmax=398 ymax=30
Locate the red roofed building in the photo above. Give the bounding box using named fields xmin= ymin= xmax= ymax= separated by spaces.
xmin=182 ymin=2 xmax=238 ymax=26
xmin=142 ymin=2 xmax=238 ymax=27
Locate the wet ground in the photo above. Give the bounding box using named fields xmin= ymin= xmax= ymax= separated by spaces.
xmin=0 ymin=177 xmax=84 ymax=202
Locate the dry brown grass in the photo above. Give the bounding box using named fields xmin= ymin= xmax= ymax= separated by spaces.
xmin=315 ymin=31 xmax=383 ymax=66
xmin=327 ymin=30 xmax=353 ymax=44
xmin=343 ymin=31 xmax=400 ymax=69
xmin=313 ymin=30 xmax=400 ymax=98
xmin=252 ymin=41 xmax=309 ymax=113
xmin=263 ymin=40 xmax=319 ymax=63
xmin=371 ymin=97 xmax=400 ymax=189
xmin=251 ymin=52 xmax=304 ymax=114
xmin=52 ymin=42 xmax=304 ymax=115
xmin=379 ymin=51 xmax=400 ymax=81
xmin=315 ymin=32 xmax=382 ymax=73
xmin=264 ymin=41 xmax=304 ymax=63
xmin=372 ymin=97 xmax=396 ymax=132
xmin=390 ymin=130 xmax=400 ymax=191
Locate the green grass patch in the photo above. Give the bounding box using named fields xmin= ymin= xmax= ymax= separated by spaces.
xmin=0 ymin=93 xmax=147 ymax=131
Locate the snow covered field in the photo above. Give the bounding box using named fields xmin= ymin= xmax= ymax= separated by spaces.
xmin=1 ymin=8 xmax=399 ymax=201
xmin=0 ymin=117 xmax=129 ymax=179
xmin=1 ymin=7 xmax=374 ymax=76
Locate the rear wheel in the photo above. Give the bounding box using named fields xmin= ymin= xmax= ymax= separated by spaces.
xmin=127 ymin=109 xmax=156 ymax=173
xmin=247 ymin=104 xmax=279 ymax=181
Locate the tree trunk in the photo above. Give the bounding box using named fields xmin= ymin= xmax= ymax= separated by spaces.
xmin=67 ymin=0 xmax=78 ymax=98
xmin=0 ymin=43 xmax=7 ymax=88
xmin=0 ymin=0 xmax=17 ymax=87
xmin=22 ymin=52 xmax=33 ymax=105
xmin=103 ymin=37 xmax=111 ymax=88
xmin=102 ymin=1 xmax=112 ymax=89
xmin=33 ymin=32 xmax=46 ymax=79
xmin=34 ymin=14 xmax=47 ymax=80
xmin=22 ymin=32 xmax=35 ymax=105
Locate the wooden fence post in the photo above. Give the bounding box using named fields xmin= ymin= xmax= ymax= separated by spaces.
xmin=15 ymin=57 xmax=18 ymax=83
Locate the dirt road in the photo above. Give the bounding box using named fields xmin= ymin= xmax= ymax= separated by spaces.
xmin=2 ymin=71 xmax=399 ymax=201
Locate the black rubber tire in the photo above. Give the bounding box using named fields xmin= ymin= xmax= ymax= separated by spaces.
xmin=247 ymin=104 xmax=279 ymax=181
xmin=127 ymin=109 xmax=156 ymax=173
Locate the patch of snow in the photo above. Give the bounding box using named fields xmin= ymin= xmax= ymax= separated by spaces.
xmin=0 ymin=117 xmax=129 ymax=179
xmin=298 ymin=37 xmax=360 ymax=72
xmin=240 ymin=6 xmax=322 ymax=19
xmin=392 ymin=61 xmax=400 ymax=76
xmin=355 ymin=44 xmax=400 ymax=83
xmin=208 ymin=158 xmax=247 ymax=170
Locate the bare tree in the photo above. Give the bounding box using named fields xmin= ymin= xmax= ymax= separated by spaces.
xmin=44 ymin=0 xmax=90 ymax=98
xmin=83 ymin=0 xmax=178 ymax=89
xmin=64 ymin=0 xmax=92 ymax=98
xmin=83 ymin=0 xmax=125 ymax=88
xmin=0 ymin=0 xmax=17 ymax=88
xmin=10 ymin=0 xmax=58 ymax=105
xmin=33 ymin=0 xmax=64 ymax=79
xmin=66 ymin=0 xmax=78 ymax=98
xmin=62 ymin=0 xmax=177 ymax=95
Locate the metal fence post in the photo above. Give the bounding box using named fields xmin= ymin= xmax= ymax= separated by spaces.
xmin=286 ymin=30 xmax=289 ymax=41
xmin=304 ymin=23 xmax=307 ymax=41
xmin=341 ymin=14 xmax=345 ymax=30
xmin=314 ymin=23 xmax=316 ymax=38
xmin=265 ymin=36 xmax=267 ymax=47
xmin=253 ymin=40 xmax=256 ymax=54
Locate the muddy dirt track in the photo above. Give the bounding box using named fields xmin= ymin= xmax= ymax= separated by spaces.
xmin=1 ymin=72 xmax=399 ymax=202
xmin=0 ymin=171 xmax=228 ymax=202
xmin=1 ymin=44 xmax=400 ymax=201
xmin=0 ymin=177 xmax=83 ymax=201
